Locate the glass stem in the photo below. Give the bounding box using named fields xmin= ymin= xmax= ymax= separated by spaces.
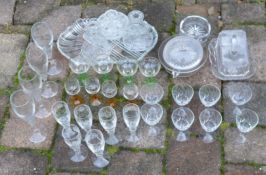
xmin=45 ymin=44 xmax=53 ymax=60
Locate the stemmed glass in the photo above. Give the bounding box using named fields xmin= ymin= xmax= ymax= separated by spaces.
xmin=172 ymin=83 xmax=194 ymax=106
xmin=98 ymin=106 xmax=119 ymax=145
xmin=62 ymin=124 xmax=88 ymax=162
xmin=171 ymin=107 xmax=195 ymax=142
xmin=26 ymin=43 xmax=58 ymax=98
xmin=235 ymin=107 xmax=259 ymax=143
xmin=31 ymin=21 xmax=62 ymax=76
xmin=10 ymin=89 xmax=46 ymax=143
xmin=51 ymin=101 xmax=71 ymax=128
xmin=140 ymin=82 xmax=164 ymax=105
xmin=64 ymin=75 xmax=81 ymax=96
xmin=199 ymin=84 xmax=221 ymax=107
xmin=227 ymin=83 xmax=252 ymax=106
xmin=122 ymin=83 xmax=139 ymax=100
xmin=92 ymin=54 xmax=113 ymax=74
xmin=74 ymin=104 xmax=93 ymax=133
xmin=139 ymin=57 xmax=161 ymax=78
xmin=199 ymin=108 xmax=222 ymax=143
xmin=18 ymin=65 xmax=50 ymax=119
xmin=101 ymin=80 xmax=117 ymax=98
xmin=140 ymin=103 xmax=163 ymax=136
xmin=117 ymin=60 xmax=138 ymax=77
xmin=123 ymin=103 xmax=141 ymax=142
xmin=84 ymin=77 xmax=101 ymax=106
xmin=85 ymin=129 xmax=109 ymax=168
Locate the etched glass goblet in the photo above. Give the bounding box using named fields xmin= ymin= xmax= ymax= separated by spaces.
xmin=123 ymin=103 xmax=141 ymax=142
xmin=140 ymin=103 xmax=163 ymax=136
xmin=10 ymin=89 xmax=46 ymax=143
xmin=139 ymin=57 xmax=161 ymax=77
xmin=51 ymin=101 xmax=71 ymax=128
xmin=140 ymin=82 xmax=164 ymax=105
xmin=171 ymin=107 xmax=195 ymax=142
xmin=98 ymin=106 xmax=119 ymax=145
xmin=227 ymin=83 xmax=252 ymax=106
xmin=101 ymin=80 xmax=117 ymax=98
xmin=85 ymin=129 xmax=109 ymax=168
xmin=199 ymin=108 xmax=222 ymax=143
xmin=122 ymin=83 xmax=139 ymax=100
xmin=64 ymin=75 xmax=81 ymax=96
xmin=172 ymin=83 xmax=194 ymax=106
xmin=74 ymin=104 xmax=93 ymax=133
xmin=199 ymin=84 xmax=221 ymax=107
xmin=62 ymin=124 xmax=88 ymax=162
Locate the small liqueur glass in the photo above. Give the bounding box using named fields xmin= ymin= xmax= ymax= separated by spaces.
xmin=92 ymin=54 xmax=113 ymax=74
xmin=84 ymin=77 xmax=101 ymax=95
xmin=64 ymin=75 xmax=81 ymax=96
xmin=172 ymin=83 xmax=194 ymax=106
xmin=74 ymin=104 xmax=93 ymax=133
xmin=199 ymin=84 xmax=221 ymax=107
xmin=101 ymin=80 xmax=117 ymax=98
xmin=117 ymin=60 xmax=138 ymax=77
xmin=122 ymin=83 xmax=139 ymax=100
xmin=51 ymin=101 xmax=71 ymax=128
xmin=139 ymin=57 xmax=161 ymax=78
xmin=140 ymin=82 xmax=164 ymax=105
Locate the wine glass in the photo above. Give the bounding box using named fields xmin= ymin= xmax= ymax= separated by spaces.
xmin=171 ymin=107 xmax=195 ymax=142
xmin=101 ymin=80 xmax=117 ymax=98
xmin=140 ymin=103 xmax=163 ymax=136
xmin=18 ymin=65 xmax=50 ymax=119
xmin=138 ymin=57 xmax=161 ymax=77
xmin=227 ymin=83 xmax=252 ymax=106
xmin=199 ymin=108 xmax=222 ymax=143
xmin=122 ymin=83 xmax=139 ymax=100
xmin=10 ymin=89 xmax=46 ymax=143
xmin=85 ymin=129 xmax=109 ymax=168
xmin=74 ymin=104 xmax=93 ymax=133
xmin=64 ymin=75 xmax=81 ymax=96
xmin=26 ymin=43 xmax=58 ymax=98
xmin=51 ymin=101 xmax=71 ymax=128
xmin=117 ymin=60 xmax=138 ymax=77
xmin=172 ymin=83 xmax=194 ymax=106
xmin=84 ymin=77 xmax=101 ymax=95
xmin=92 ymin=54 xmax=113 ymax=74
xmin=140 ymin=82 xmax=164 ymax=105
xmin=31 ymin=21 xmax=62 ymax=75
xmin=235 ymin=107 xmax=259 ymax=143
xmin=199 ymin=84 xmax=221 ymax=107
xmin=98 ymin=106 xmax=119 ymax=145
xmin=122 ymin=103 xmax=141 ymax=142
xmin=62 ymin=124 xmax=88 ymax=162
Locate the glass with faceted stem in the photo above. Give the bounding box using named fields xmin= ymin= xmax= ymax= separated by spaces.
xmin=62 ymin=124 xmax=88 ymax=162
xmin=51 ymin=101 xmax=71 ymax=128
xmin=31 ymin=21 xmax=62 ymax=75
xmin=140 ymin=82 xmax=164 ymax=105
xmin=171 ymin=107 xmax=195 ymax=142
xmin=74 ymin=104 xmax=93 ymax=133
xmin=85 ymin=129 xmax=109 ymax=168
xmin=64 ymin=75 xmax=81 ymax=96
xmin=172 ymin=83 xmax=194 ymax=106
xmin=98 ymin=106 xmax=119 ymax=145
xmin=18 ymin=65 xmax=50 ymax=119
xmin=199 ymin=108 xmax=222 ymax=143
xmin=199 ymin=84 xmax=221 ymax=107
xmin=101 ymin=80 xmax=117 ymax=98
xmin=123 ymin=103 xmax=141 ymax=142
xmin=10 ymin=89 xmax=46 ymax=143
xmin=227 ymin=83 xmax=252 ymax=106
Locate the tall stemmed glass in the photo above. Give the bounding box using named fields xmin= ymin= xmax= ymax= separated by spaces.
xmin=62 ymin=124 xmax=88 ymax=162
xmin=123 ymin=103 xmax=141 ymax=142
xmin=26 ymin=43 xmax=58 ymax=98
xmin=31 ymin=21 xmax=62 ymax=76
xmin=18 ymin=65 xmax=50 ymax=119
xmin=10 ymin=89 xmax=46 ymax=143
xmin=85 ymin=129 xmax=109 ymax=168
xmin=98 ymin=106 xmax=119 ymax=145
xmin=172 ymin=83 xmax=194 ymax=106
xmin=74 ymin=104 xmax=93 ymax=133
xmin=51 ymin=101 xmax=71 ymax=128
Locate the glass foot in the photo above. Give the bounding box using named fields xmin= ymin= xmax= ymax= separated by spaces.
xmin=127 ymin=134 xmax=140 ymax=143
xmin=106 ymin=134 xmax=119 ymax=145
xmin=35 ymin=105 xmax=51 ymax=119
xmin=176 ymin=131 xmax=188 ymax=142
xmin=91 ymin=98 xmax=101 ymax=106
xmin=47 ymin=58 xmax=63 ymax=76
xmin=29 ymin=131 xmax=46 ymax=144
xmin=148 ymin=126 xmax=158 ymax=137
xmin=202 ymin=133 xmax=214 ymax=143
xmin=237 ymin=133 xmax=247 ymax=144
xmin=69 ymin=144 xmax=88 ymax=162
xmin=93 ymin=156 xmax=109 ymax=168
xmin=41 ymin=81 xmax=58 ymax=98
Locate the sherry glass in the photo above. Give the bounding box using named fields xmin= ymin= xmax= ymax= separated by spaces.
xmin=139 ymin=57 xmax=161 ymax=77
xmin=101 ymin=80 xmax=117 ymax=98
xmin=74 ymin=104 xmax=93 ymax=133
xmin=140 ymin=82 xmax=164 ymax=105
xmin=140 ymin=103 xmax=163 ymax=136
xmin=10 ymin=89 xmax=46 ymax=143
xmin=122 ymin=83 xmax=139 ymax=100
xmin=227 ymin=83 xmax=252 ymax=106
xmin=92 ymin=54 xmax=113 ymax=74
xmin=51 ymin=101 xmax=71 ymax=128
xmin=85 ymin=129 xmax=109 ymax=168
xmin=98 ymin=106 xmax=119 ymax=145
xmin=199 ymin=84 xmax=221 ymax=107
xmin=31 ymin=21 xmax=62 ymax=75
xmin=172 ymin=83 xmax=194 ymax=106
xmin=123 ymin=103 xmax=141 ymax=142
xmin=62 ymin=124 xmax=88 ymax=162
xmin=199 ymin=108 xmax=222 ymax=143
xmin=18 ymin=65 xmax=50 ymax=119
xmin=171 ymin=107 xmax=194 ymax=142
xmin=64 ymin=75 xmax=81 ymax=96
xmin=84 ymin=77 xmax=101 ymax=95
xmin=117 ymin=60 xmax=138 ymax=77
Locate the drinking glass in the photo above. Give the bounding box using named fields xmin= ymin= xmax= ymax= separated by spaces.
xmin=122 ymin=83 xmax=139 ymax=100
xmin=227 ymin=83 xmax=252 ymax=106
xmin=92 ymin=54 xmax=113 ymax=74
xmin=51 ymin=101 xmax=71 ymax=128
xmin=10 ymin=89 xmax=46 ymax=143
xmin=199 ymin=84 xmax=221 ymax=107
xmin=62 ymin=124 xmax=88 ymax=162
xmin=123 ymin=103 xmax=141 ymax=142
xmin=74 ymin=104 xmax=93 ymax=133
xmin=101 ymin=80 xmax=117 ymax=98
xmin=235 ymin=107 xmax=259 ymax=143
xmin=140 ymin=83 xmax=164 ymax=105
xmin=171 ymin=107 xmax=195 ymax=142
xmin=64 ymin=75 xmax=81 ymax=96
xmin=31 ymin=21 xmax=62 ymax=75
xmin=117 ymin=60 xmax=138 ymax=77
xmin=26 ymin=43 xmax=58 ymax=98
xmin=84 ymin=77 xmax=101 ymax=95
xmin=199 ymin=108 xmax=222 ymax=143
xmin=85 ymin=129 xmax=109 ymax=168
xmin=98 ymin=106 xmax=119 ymax=145
xmin=140 ymin=103 xmax=163 ymax=136
xmin=139 ymin=57 xmax=161 ymax=77
xmin=18 ymin=65 xmax=50 ymax=119
xmin=172 ymin=83 xmax=194 ymax=106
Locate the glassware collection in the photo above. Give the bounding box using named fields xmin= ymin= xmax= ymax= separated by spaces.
xmin=9 ymin=9 xmax=259 ymax=167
